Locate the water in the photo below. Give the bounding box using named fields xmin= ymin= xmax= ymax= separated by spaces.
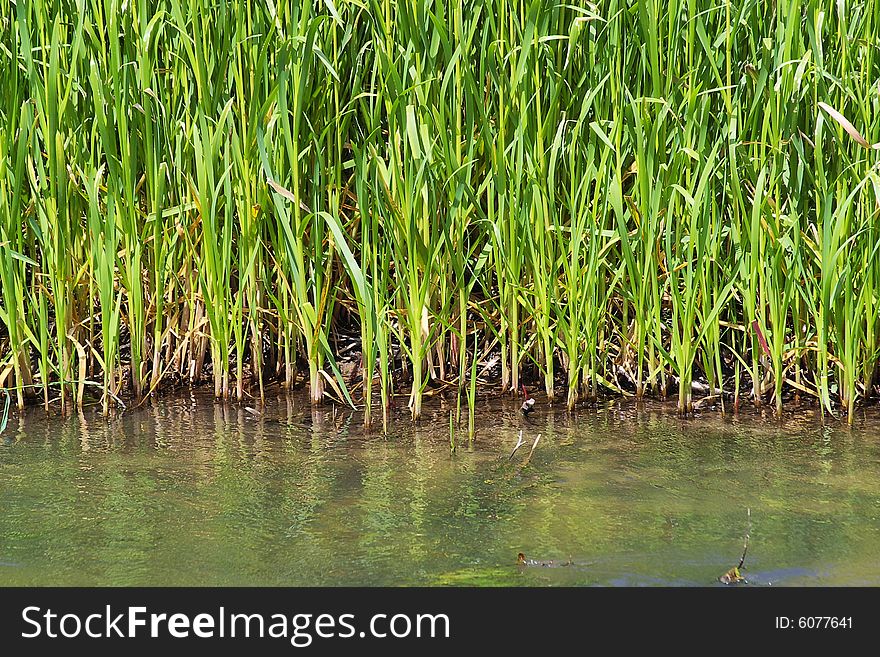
xmin=2 ymin=390 xmax=879 ymax=586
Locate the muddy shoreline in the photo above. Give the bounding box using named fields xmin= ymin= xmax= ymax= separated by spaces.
xmin=6 ymin=381 xmax=880 ymax=438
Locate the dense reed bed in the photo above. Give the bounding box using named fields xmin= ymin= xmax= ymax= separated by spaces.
xmin=1 ymin=0 xmax=879 ymax=426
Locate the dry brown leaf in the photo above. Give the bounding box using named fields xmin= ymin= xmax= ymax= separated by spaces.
xmin=267 ymin=177 xmax=312 ymax=212
xmin=818 ymin=101 xmax=880 ymax=150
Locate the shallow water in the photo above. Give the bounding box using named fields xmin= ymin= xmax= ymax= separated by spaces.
xmin=1 ymin=390 xmax=879 ymax=586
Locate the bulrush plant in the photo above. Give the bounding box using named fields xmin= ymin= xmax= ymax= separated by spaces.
xmin=0 ymin=0 xmax=879 ymax=424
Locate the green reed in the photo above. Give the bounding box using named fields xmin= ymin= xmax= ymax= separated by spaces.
xmin=1 ymin=0 xmax=879 ymax=425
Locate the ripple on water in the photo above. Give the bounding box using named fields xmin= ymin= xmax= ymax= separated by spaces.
xmin=1 ymin=390 xmax=880 ymax=585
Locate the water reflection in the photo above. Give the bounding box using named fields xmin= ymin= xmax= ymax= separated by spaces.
xmin=1 ymin=391 xmax=879 ymax=586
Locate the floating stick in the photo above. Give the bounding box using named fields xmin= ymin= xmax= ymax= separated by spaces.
xmin=508 ymin=430 xmax=526 ymax=461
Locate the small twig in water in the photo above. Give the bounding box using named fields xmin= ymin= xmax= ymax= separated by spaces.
xmin=739 ymin=507 xmax=751 ymax=569
xmin=508 ymin=430 xmax=526 ymax=461
xmin=522 ymin=433 xmax=541 ymax=466
xmin=719 ymin=508 xmax=751 ymax=584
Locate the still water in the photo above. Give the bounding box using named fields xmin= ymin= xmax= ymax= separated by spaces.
xmin=2 ymin=391 xmax=879 ymax=586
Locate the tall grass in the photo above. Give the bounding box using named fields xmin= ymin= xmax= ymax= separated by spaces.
xmin=1 ymin=0 xmax=879 ymax=425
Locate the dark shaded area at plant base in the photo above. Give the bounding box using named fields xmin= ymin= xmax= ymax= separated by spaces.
xmin=6 ymin=315 xmax=873 ymax=421
xmin=1 ymin=390 xmax=879 ymax=586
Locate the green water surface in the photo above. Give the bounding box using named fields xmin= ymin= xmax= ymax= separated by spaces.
xmin=2 ymin=392 xmax=879 ymax=586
